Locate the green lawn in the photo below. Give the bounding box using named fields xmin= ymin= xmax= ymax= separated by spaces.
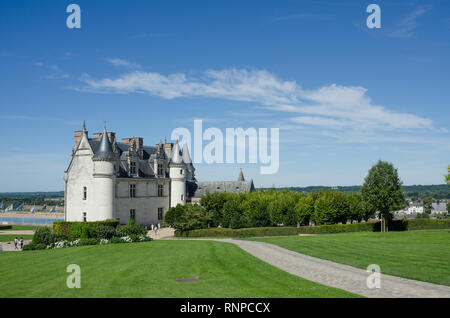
xmin=0 ymin=240 xmax=358 ymax=298
xmin=0 ymin=235 xmax=33 ymax=242
xmin=248 ymin=230 xmax=450 ymax=286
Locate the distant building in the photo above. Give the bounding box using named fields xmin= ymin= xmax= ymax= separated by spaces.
xmin=64 ymin=123 xmax=255 ymax=225
xmin=431 ymin=202 xmax=447 ymax=214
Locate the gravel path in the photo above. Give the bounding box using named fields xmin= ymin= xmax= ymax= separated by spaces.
xmin=186 ymin=238 xmax=450 ymax=298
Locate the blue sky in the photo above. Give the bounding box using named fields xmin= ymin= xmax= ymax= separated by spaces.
xmin=0 ymin=0 xmax=449 ymax=191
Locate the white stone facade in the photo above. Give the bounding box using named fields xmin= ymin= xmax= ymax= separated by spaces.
xmin=64 ymin=123 xmax=255 ymax=226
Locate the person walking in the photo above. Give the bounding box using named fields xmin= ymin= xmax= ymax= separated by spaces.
xmin=154 ymin=226 xmax=158 ymax=236
xmin=14 ymin=237 xmax=18 ymax=250
xmin=20 ymin=237 xmax=23 ymax=250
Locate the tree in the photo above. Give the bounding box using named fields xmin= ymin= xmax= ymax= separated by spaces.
xmin=313 ymin=190 xmax=350 ymax=225
xmin=361 ymin=160 xmax=405 ymax=232
xmin=295 ymin=194 xmax=315 ymax=226
xmin=423 ymin=197 xmax=434 ymax=214
xmin=347 ymin=193 xmax=365 ymax=223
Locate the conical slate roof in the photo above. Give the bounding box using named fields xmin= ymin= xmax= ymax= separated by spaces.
xmin=182 ymin=143 xmax=192 ymax=164
xmin=169 ymin=141 xmax=183 ymax=165
xmin=238 ymin=168 xmax=245 ymax=181
xmin=93 ymin=127 xmax=115 ymax=160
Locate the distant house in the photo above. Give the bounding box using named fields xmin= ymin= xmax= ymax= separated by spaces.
xmin=431 ymin=202 xmax=447 ymax=214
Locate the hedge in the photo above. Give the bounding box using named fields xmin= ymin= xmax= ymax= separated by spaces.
xmin=175 ymin=218 xmax=449 ymax=237
xmin=407 ymin=218 xmax=450 ymax=230
xmin=0 ymin=225 xmax=12 ymax=230
xmin=175 ymin=226 xmax=300 ymax=238
xmin=53 ymin=219 xmax=120 ymax=239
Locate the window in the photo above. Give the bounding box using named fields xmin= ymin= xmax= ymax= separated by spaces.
xmin=180 ymin=169 xmax=183 ymax=174
xmin=158 ymin=208 xmax=163 ymax=221
xmin=130 ymin=162 xmax=136 ymax=174
xmin=181 ymin=194 xmax=184 ymax=201
xmin=83 ymin=187 xmax=87 ymax=200
xmin=82 ymin=212 xmax=87 ymax=222
xmin=157 ymin=164 xmax=163 ymax=176
xmin=129 ymin=184 xmax=136 ymax=198
xmin=157 ymin=184 xmax=163 ymax=197
xmin=130 ymin=209 xmax=136 ymax=220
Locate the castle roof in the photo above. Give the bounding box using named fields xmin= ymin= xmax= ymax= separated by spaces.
xmin=187 ymin=179 xmax=255 ymax=198
xmin=92 ymin=128 xmax=115 ymax=160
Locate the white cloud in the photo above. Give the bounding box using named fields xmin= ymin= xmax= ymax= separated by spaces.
xmin=106 ymin=58 xmax=141 ymax=70
xmin=78 ymin=67 xmax=434 ymax=134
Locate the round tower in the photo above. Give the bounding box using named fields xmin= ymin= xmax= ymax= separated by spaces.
xmin=169 ymin=141 xmax=186 ymax=207
xmin=92 ymin=127 xmax=116 ymax=220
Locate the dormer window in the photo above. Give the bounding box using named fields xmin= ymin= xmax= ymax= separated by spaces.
xmin=158 ymin=164 xmax=163 ymax=176
xmin=130 ymin=162 xmax=136 ymax=174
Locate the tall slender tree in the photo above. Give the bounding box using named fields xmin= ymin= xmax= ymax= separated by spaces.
xmin=361 ymin=160 xmax=405 ymax=232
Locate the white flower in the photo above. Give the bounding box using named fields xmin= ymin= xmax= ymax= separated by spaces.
xmin=100 ymin=238 xmax=110 ymax=245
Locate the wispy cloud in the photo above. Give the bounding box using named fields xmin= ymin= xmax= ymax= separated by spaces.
xmin=106 ymin=58 xmax=141 ymax=70
xmin=77 ymin=67 xmax=434 ymax=137
xmin=389 ymin=6 xmax=432 ymax=38
xmin=33 ymin=62 xmax=69 ymax=79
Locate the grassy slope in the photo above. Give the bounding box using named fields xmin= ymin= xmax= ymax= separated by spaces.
xmin=0 ymin=240 xmax=358 ymax=298
xmin=248 ymin=230 xmax=450 ymax=286
xmin=0 ymin=235 xmax=33 ymax=242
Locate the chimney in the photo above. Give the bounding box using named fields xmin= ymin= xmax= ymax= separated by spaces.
xmin=164 ymin=142 xmax=173 ymax=158
xmin=107 ymin=132 xmax=116 ymax=145
xmin=122 ymin=137 xmax=143 ymax=157
xmin=74 ymin=130 xmax=87 ymax=150
xmin=93 ymin=133 xmax=102 ymax=140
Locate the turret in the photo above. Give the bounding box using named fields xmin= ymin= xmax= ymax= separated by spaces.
xmin=92 ymin=127 xmax=115 ymax=220
xmin=154 ymin=140 xmax=167 ymax=178
xmin=182 ymin=143 xmax=196 ymax=181
xmin=169 ymin=141 xmax=186 ymax=207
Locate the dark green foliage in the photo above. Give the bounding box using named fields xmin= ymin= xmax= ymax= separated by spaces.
xmin=32 ymin=227 xmax=53 ymax=245
xmin=0 ymin=225 xmax=12 ymax=230
xmin=361 ymin=160 xmax=405 ymax=231
xmin=346 ymin=193 xmax=366 ymax=222
xmin=77 ymin=238 xmax=100 ymax=246
xmin=53 ymin=219 xmax=119 ymax=239
xmin=408 ymin=218 xmax=450 ymax=230
xmin=165 ymin=204 xmax=211 ymax=231
xmin=22 ymin=243 xmax=47 ymax=251
xmin=176 ymin=226 xmax=300 ymax=238
xmin=109 ymin=237 xmax=124 ymax=244
xmin=177 ymin=219 xmax=450 ymax=237
xmin=97 ymin=225 xmax=116 ymax=239
xmin=314 ymin=190 xmax=350 ymax=225
xmin=295 ymin=194 xmax=314 ymax=226
xmin=117 ymin=218 xmax=147 ymax=237
xmin=222 ymin=196 xmax=247 ymax=228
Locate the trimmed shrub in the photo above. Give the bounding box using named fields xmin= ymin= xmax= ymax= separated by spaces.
xmin=22 ymin=243 xmax=46 ymax=251
xmin=407 ymin=218 xmax=450 ymax=230
xmin=117 ymin=218 xmax=147 ymax=237
xmin=0 ymin=225 xmax=12 ymax=230
xmin=176 ymin=226 xmax=300 ymax=238
xmin=98 ymin=225 xmax=117 ymax=239
xmin=53 ymin=219 xmax=119 ymax=239
xmin=77 ymin=238 xmax=100 ymax=246
xmin=32 ymin=227 xmax=53 ymax=245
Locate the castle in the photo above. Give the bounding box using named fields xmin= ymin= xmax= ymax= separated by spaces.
xmin=64 ymin=122 xmax=255 ymax=225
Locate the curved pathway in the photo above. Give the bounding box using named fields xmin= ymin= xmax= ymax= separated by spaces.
xmin=178 ymin=238 xmax=450 ymax=298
